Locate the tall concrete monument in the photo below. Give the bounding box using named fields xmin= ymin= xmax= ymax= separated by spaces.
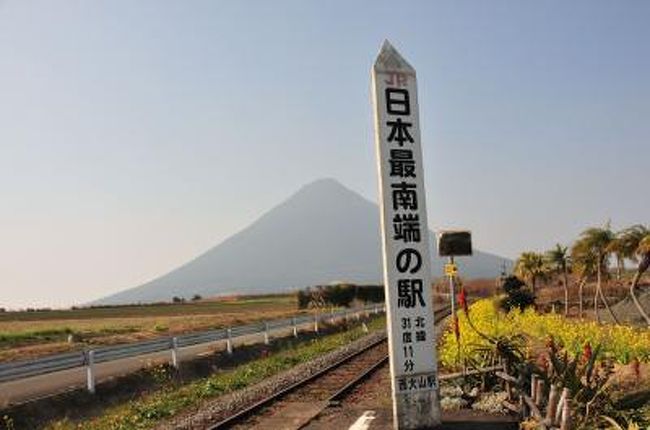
xmin=371 ymin=40 xmax=441 ymax=429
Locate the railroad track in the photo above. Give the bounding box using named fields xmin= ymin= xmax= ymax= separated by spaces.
xmin=209 ymin=304 xmax=451 ymax=430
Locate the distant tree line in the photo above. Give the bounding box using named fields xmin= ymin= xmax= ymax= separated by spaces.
xmin=172 ymin=294 xmax=203 ymax=303
xmin=79 ymin=294 xmax=205 ymax=309
xmin=297 ymin=284 xmax=384 ymax=309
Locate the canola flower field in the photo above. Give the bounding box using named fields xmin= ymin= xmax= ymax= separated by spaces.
xmin=440 ymin=298 xmax=650 ymax=367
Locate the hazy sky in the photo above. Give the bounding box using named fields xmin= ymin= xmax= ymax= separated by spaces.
xmin=1 ymin=1 xmax=648 ymax=308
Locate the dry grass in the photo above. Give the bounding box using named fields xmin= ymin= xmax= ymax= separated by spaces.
xmin=0 ymin=295 xmax=301 ymax=362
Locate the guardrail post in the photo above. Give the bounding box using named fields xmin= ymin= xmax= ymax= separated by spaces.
xmin=374 ymin=305 xmax=378 ymax=315
xmin=292 ymin=317 xmax=298 ymax=337
xmin=226 ymin=328 xmax=233 ymax=354
xmin=86 ymin=350 xmax=96 ymax=394
xmin=264 ymin=322 xmax=270 ymax=345
xmin=171 ymin=337 xmax=179 ymax=369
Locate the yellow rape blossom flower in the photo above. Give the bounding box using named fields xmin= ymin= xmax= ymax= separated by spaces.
xmin=440 ymin=298 xmax=650 ymax=368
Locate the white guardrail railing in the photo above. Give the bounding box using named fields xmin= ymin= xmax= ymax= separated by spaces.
xmin=0 ymin=303 xmax=385 ymax=394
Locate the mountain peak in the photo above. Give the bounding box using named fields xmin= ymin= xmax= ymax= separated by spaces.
xmin=299 ymin=177 xmax=350 ymax=193
xmin=285 ymin=178 xmax=372 ymax=210
xmin=95 ymin=179 xmax=510 ymax=304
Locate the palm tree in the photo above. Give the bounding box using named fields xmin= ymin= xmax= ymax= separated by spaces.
xmin=571 ymin=240 xmax=596 ymax=319
xmin=618 ymin=225 xmax=648 ymax=257
xmin=623 ymin=226 xmax=650 ymax=326
xmin=514 ymin=252 xmax=545 ymax=296
xmin=546 ymin=244 xmax=570 ymax=316
xmin=606 ymin=236 xmax=626 ymax=281
xmin=576 ymin=225 xmax=619 ymax=324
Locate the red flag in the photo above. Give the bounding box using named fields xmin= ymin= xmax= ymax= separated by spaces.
xmin=457 ymin=288 xmax=468 ymax=314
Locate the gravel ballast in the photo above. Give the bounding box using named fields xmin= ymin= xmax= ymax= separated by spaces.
xmin=157 ymin=330 xmax=387 ymax=430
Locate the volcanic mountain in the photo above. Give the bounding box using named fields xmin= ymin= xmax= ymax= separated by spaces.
xmin=96 ymin=179 xmax=509 ymax=304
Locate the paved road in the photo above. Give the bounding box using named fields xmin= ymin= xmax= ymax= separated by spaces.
xmin=0 ymin=319 xmax=332 ymax=407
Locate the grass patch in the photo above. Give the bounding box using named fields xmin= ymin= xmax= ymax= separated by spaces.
xmin=12 ymin=317 xmax=385 ymax=430
xmin=0 ymin=328 xmax=74 ymax=347
xmin=0 ymin=327 xmax=142 ymax=349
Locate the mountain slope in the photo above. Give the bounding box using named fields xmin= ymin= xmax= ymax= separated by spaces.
xmin=97 ymin=179 xmax=509 ymax=304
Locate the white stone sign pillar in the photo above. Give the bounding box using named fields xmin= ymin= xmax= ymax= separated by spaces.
xmin=371 ymin=40 xmax=441 ymax=429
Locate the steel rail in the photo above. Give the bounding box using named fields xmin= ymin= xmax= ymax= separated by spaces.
xmin=207 ymin=334 xmax=389 ymax=430
xmin=208 ymin=304 xmax=452 ymax=430
xmin=326 ymin=303 xmax=452 ymax=406
xmin=326 ymin=354 xmax=389 ymax=406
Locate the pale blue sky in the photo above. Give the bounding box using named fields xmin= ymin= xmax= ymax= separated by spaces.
xmin=1 ymin=1 xmax=648 ymax=308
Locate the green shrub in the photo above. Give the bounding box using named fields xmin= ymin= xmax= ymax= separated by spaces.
xmin=499 ymin=276 xmax=535 ymax=311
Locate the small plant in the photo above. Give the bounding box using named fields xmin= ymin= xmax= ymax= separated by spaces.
xmin=544 ymin=338 xmax=619 ymax=429
xmin=471 ymin=391 xmax=508 ymax=414
xmin=145 ymin=362 xmax=174 ymax=384
xmin=153 ymin=324 xmax=169 ymax=332
xmin=440 ymin=395 xmax=468 ymax=411
xmin=468 ymin=333 xmax=526 ymax=372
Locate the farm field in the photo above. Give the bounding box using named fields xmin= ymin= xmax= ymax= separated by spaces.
xmin=0 ymin=295 xmax=301 ymax=362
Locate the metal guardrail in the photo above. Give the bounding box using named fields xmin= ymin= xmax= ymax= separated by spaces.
xmin=0 ymin=304 xmax=386 ymax=389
